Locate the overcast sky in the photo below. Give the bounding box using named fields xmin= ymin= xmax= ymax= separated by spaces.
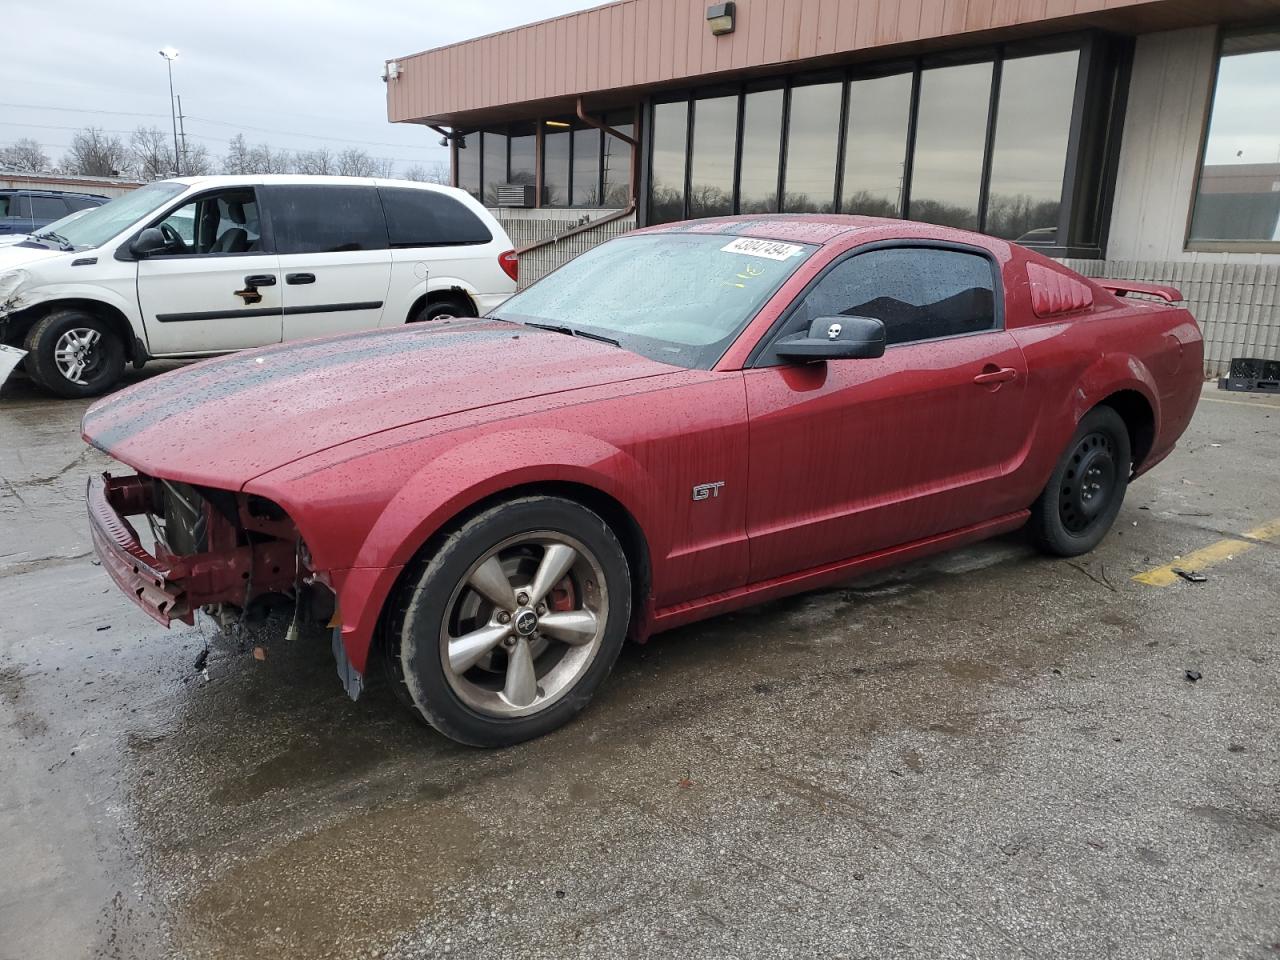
xmin=3 ymin=0 xmax=599 ymax=175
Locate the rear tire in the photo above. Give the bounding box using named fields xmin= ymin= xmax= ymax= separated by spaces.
xmin=410 ymin=295 xmax=472 ymax=323
xmin=24 ymin=309 xmax=125 ymax=398
xmin=1030 ymin=406 xmax=1132 ymax=557
xmin=385 ymin=496 xmax=631 ymax=747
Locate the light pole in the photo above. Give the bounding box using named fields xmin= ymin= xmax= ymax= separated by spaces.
xmin=159 ymin=47 xmax=181 ymax=176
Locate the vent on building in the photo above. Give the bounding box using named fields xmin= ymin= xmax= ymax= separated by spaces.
xmin=496 ymin=184 xmax=536 ymax=208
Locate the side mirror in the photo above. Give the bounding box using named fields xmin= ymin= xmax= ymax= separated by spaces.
xmin=130 ymin=227 xmax=172 ymax=258
xmin=775 ymin=315 xmax=886 ymax=362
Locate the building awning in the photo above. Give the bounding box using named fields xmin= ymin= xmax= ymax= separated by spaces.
xmin=385 ymin=0 xmax=1280 ymax=128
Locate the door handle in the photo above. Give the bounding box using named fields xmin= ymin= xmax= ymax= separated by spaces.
xmin=286 ymin=272 xmax=316 ymax=285
xmin=973 ymin=365 xmax=1018 ymax=386
xmin=243 ymin=274 xmax=276 ymax=287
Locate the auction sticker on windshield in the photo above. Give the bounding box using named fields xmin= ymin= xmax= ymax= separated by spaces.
xmin=0 ymin=344 xmax=26 ymax=389
xmin=720 ymin=237 xmax=805 ymax=261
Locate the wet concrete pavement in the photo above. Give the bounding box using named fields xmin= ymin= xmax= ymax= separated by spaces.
xmin=2 ymin=369 xmax=1278 ymax=959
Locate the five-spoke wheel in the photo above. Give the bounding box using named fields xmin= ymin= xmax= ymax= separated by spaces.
xmin=386 ymin=496 xmax=630 ymax=746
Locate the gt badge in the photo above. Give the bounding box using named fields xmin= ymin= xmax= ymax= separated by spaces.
xmin=692 ymin=481 xmax=725 ymax=501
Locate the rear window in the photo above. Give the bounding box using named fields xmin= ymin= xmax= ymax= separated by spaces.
xmin=0 ymin=195 xmax=9 ymax=217
xmin=379 ymin=187 xmax=492 ymax=247
xmin=31 ymin=196 xmax=68 ymax=220
xmin=267 ymin=184 xmax=388 ymax=254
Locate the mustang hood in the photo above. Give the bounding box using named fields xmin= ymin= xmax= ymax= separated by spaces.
xmin=82 ymin=320 xmax=675 ymax=486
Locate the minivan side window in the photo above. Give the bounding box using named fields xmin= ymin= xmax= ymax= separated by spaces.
xmin=777 ymin=247 xmax=997 ymax=353
xmin=268 ymin=185 xmax=388 ymax=254
xmin=153 ymin=188 xmax=261 ymax=255
xmin=378 ymin=187 xmax=493 ymax=247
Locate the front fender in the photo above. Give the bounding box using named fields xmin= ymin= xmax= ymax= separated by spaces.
xmin=257 ymin=426 xmax=661 ymax=675
xmin=361 ymin=426 xmax=658 ymax=569
xmin=1 ymin=282 xmax=144 ymax=345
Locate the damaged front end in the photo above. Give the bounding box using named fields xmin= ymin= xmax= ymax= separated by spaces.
xmin=87 ymin=471 xmax=360 ymax=694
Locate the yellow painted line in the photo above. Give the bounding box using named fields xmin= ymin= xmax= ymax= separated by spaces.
xmin=1133 ymin=517 xmax=1280 ymax=586
xmin=1202 ymin=396 xmax=1280 ymax=409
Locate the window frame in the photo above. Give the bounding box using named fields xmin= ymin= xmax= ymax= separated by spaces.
xmin=746 ymin=239 xmax=1006 ymax=368
xmin=1184 ymin=24 xmax=1280 ymax=254
xmin=642 ymin=31 xmax=1128 ymax=257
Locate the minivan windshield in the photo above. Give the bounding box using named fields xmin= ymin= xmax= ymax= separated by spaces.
xmin=28 ymin=181 xmax=186 ymax=251
xmin=493 ymin=232 xmax=816 ymax=369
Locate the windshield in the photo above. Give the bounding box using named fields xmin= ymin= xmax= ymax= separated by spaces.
xmin=31 ymin=181 xmax=186 ymax=250
xmin=494 ymin=232 xmax=816 ymax=369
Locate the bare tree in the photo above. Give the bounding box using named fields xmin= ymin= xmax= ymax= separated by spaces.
xmin=335 ymin=147 xmax=381 ymax=177
xmin=62 ymin=127 xmax=129 ymax=177
xmin=403 ymin=160 xmax=453 ymax=184
xmin=182 ymin=141 xmax=214 ymax=176
xmin=0 ymin=138 xmax=52 ymax=174
xmin=223 ymin=134 xmax=254 ymax=174
xmin=129 ymin=126 xmax=177 ymax=181
xmin=294 ymin=147 xmax=334 ymax=175
xmin=249 ymin=142 xmax=293 ymax=174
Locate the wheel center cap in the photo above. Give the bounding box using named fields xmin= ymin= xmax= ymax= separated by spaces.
xmin=514 ymin=609 xmax=538 ymax=636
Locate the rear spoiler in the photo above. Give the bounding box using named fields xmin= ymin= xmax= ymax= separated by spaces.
xmin=1097 ymin=280 xmax=1183 ymax=303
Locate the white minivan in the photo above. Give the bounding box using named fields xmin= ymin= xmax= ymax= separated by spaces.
xmin=0 ymin=175 xmax=518 ymax=397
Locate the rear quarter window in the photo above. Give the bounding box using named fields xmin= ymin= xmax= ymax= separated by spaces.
xmin=267 ymin=184 xmax=388 ymax=254
xmin=379 ymin=187 xmax=493 ymax=247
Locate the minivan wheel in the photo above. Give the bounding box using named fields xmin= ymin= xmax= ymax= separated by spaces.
xmin=411 ymin=295 xmax=472 ymax=323
xmin=24 ymin=309 xmax=125 ymax=398
xmin=1030 ymin=406 xmax=1132 ymax=557
xmin=385 ymin=496 xmax=631 ymax=747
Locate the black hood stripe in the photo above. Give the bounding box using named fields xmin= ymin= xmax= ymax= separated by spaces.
xmin=84 ymin=322 xmax=522 ymax=451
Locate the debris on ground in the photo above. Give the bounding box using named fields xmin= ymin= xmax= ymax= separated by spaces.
xmin=192 ymin=648 xmax=209 ymax=672
xmin=95 ymin=625 xmax=110 ymax=632
xmin=1172 ymin=568 xmax=1208 ymax=583
xmin=1185 ymin=670 xmax=1203 ymax=683
xmin=1067 ymin=561 xmax=1117 ymax=592
xmin=253 ymin=646 xmax=267 ymax=661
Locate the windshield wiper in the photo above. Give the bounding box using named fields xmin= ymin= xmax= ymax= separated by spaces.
xmin=31 ymin=230 xmax=73 ymax=251
xmin=524 ymin=321 xmax=620 ymax=347
xmin=571 ymin=328 xmax=621 ymax=347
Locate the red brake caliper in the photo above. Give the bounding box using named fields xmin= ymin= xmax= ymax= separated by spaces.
xmin=549 ymin=578 xmax=576 ymax=612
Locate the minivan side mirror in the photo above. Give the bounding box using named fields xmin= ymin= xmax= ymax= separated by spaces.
xmin=775 ymin=315 xmax=887 ymax=362
xmin=130 ymin=227 xmax=173 ymax=258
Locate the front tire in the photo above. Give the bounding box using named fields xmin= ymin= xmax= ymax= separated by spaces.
xmin=24 ymin=309 xmax=125 ymax=398
xmin=385 ymin=496 xmax=631 ymax=747
xmin=1030 ymin=406 xmax=1132 ymax=557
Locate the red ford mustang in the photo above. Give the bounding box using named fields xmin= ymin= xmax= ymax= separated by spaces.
xmin=82 ymin=216 xmax=1203 ymax=746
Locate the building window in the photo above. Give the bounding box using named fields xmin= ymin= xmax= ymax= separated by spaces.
xmin=739 ymin=88 xmax=783 ymax=214
xmin=985 ymin=50 xmax=1080 ymax=242
xmin=650 ymin=100 xmax=689 ymax=224
xmin=602 ymin=110 xmax=634 ymax=207
xmin=542 ymin=123 xmax=571 ymax=207
xmin=457 ymin=135 xmax=480 ymax=200
xmin=841 ymin=71 xmax=912 ymax=217
xmin=689 ymin=94 xmax=737 ymax=217
xmin=481 ymin=131 xmax=507 ymax=206
xmin=909 ymin=61 xmax=994 ymax=230
xmin=1189 ymin=28 xmax=1280 ymax=247
xmin=782 ymin=82 xmax=842 ymax=213
xmin=573 ymin=125 xmax=602 ymax=205
xmin=508 ymin=126 xmax=537 ymax=189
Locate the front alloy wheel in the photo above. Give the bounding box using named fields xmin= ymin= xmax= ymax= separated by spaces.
xmin=387 ymin=496 xmax=631 ymax=746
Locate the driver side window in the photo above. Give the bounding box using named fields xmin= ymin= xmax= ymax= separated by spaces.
xmin=155 ymin=189 xmax=261 ymax=256
xmin=763 ymin=246 xmax=998 ymax=363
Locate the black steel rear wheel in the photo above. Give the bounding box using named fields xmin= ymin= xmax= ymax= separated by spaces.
xmin=1030 ymin=406 xmax=1132 ymax=557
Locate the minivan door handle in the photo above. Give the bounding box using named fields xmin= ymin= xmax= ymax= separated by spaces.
xmin=286 ymin=272 xmax=316 ymax=285
xmin=243 ymin=274 xmax=277 ymax=287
